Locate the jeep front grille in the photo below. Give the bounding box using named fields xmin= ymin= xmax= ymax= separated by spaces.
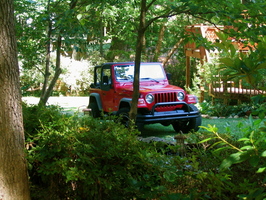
xmin=154 ymin=92 xmax=177 ymax=103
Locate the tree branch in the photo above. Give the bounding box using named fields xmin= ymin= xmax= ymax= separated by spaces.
xmin=35 ymin=65 xmax=45 ymax=76
xmin=144 ymin=8 xmax=191 ymax=31
xmin=146 ymin=0 xmax=157 ymax=11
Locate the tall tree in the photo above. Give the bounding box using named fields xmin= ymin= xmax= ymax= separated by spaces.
xmin=39 ymin=0 xmax=79 ymax=106
xmin=129 ymin=0 xmax=147 ymax=121
xmin=16 ymin=0 xmax=86 ymax=105
xmin=129 ymin=0 xmax=266 ymax=121
xmin=130 ymin=0 xmax=190 ymax=121
xmin=0 ymin=0 xmax=30 ymax=199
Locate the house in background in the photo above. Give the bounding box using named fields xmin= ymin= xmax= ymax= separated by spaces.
xmin=184 ymin=24 xmax=265 ymax=104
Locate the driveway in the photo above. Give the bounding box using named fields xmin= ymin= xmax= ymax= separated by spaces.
xmin=22 ymin=96 xmax=89 ymax=110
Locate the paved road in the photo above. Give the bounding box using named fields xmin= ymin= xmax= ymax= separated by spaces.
xmin=22 ymin=96 xmax=89 ymax=109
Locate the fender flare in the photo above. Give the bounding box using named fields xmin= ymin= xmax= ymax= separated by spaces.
xmin=119 ymin=98 xmax=132 ymax=109
xmin=89 ymin=93 xmax=103 ymax=110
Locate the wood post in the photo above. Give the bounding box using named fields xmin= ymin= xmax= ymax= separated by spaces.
xmin=186 ymin=56 xmax=191 ymax=89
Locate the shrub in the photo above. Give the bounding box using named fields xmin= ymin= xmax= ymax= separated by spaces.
xmin=198 ymin=96 xmax=266 ymax=118
xmin=199 ymin=101 xmax=240 ymax=117
xmin=24 ymin=104 xmax=266 ymax=199
xmin=200 ymin=116 xmax=266 ymax=199
xmin=23 ymin=103 xmax=64 ymax=137
xmin=26 ymin=111 xmax=176 ymax=199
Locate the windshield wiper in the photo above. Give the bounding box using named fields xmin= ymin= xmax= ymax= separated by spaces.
xmin=141 ymin=77 xmax=159 ymax=83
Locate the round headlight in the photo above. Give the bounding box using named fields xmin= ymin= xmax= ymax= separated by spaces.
xmin=145 ymin=94 xmax=154 ymax=104
xmin=177 ymin=92 xmax=185 ymax=101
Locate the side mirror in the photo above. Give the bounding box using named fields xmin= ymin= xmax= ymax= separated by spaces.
xmin=166 ymin=73 xmax=171 ymax=80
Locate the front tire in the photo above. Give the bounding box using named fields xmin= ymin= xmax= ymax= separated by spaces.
xmin=172 ymin=104 xmax=202 ymax=133
xmin=116 ymin=107 xmax=130 ymax=127
xmin=116 ymin=107 xmax=145 ymax=131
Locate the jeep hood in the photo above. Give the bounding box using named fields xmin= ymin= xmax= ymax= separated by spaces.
xmin=118 ymin=84 xmax=184 ymax=93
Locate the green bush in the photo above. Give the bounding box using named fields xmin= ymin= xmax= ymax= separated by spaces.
xmin=200 ymin=116 xmax=266 ymax=199
xmin=23 ymin=103 xmax=64 ymax=137
xmin=23 ymin=104 xmax=266 ymax=199
xmin=166 ymin=63 xmax=186 ymax=88
xmin=199 ymin=96 xmax=266 ymax=117
xmin=26 ymin=110 xmax=175 ymax=199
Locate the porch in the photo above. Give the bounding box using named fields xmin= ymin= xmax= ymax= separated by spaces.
xmin=184 ymin=24 xmax=264 ymax=104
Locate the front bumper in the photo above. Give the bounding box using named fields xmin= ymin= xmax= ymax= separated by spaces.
xmin=136 ymin=102 xmax=200 ymax=124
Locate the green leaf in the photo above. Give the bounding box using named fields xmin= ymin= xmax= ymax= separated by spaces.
xmin=257 ymin=61 xmax=266 ymax=70
xmin=230 ymin=44 xmax=237 ymax=57
xmin=238 ymin=138 xmax=250 ymax=142
xmin=219 ymin=57 xmax=234 ymax=67
xmin=220 ymin=151 xmax=249 ymax=171
xmin=163 ymin=171 xmax=177 ymax=182
xmin=213 ymin=146 xmax=230 ymax=153
xmin=240 ymin=145 xmax=254 ymax=151
xmin=220 ymin=152 xmax=240 ymax=170
xmin=209 ymin=141 xmax=225 ymax=149
xmin=200 ymin=124 xmax=218 ymax=132
xmin=257 ymin=167 xmax=266 ymax=173
xmin=85 ymin=5 xmax=91 ymax=11
xmin=253 ymin=119 xmax=262 ymax=126
xmin=258 ymin=112 xmax=265 ymax=120
xmin=77 ymin=14 xmax=83 ymax=20
xmin=198 ymin=138 xmax=212 ymax=143
xmin=260 ymin=127 xmax=266 ymax=133
xmin=261 ymin=151 xmax=266 ymax=157
xmin=249 ymin=155 xmax=259 ymax=167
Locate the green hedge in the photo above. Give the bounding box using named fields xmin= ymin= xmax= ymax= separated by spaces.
xmin=23 ymin=104 xmax=266 ymax=199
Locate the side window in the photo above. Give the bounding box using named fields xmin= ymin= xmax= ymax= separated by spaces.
xmin=101 ymin=66 xmax=112 ymax=91
xmin=95 ymin=67 xmax=101 ymax=87
xmin=102 ymin=66 xmax=112 ymax=85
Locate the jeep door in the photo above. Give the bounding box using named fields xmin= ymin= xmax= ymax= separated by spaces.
xmin=100 ymin=65 xmax=116 ymax=112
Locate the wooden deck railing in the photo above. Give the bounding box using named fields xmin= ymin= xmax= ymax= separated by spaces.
xmin=209 ymin=78 xmax=266 ymax=103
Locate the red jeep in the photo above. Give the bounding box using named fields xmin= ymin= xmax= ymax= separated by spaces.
xmin=89 ymin=62 xmax=201 ymax=133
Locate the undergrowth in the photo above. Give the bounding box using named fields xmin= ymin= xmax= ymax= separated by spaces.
xmin=23 ymin=103 xmax=266 ymax=199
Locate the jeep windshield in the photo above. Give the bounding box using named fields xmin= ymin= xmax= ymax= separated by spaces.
xmin=114 ymin=64 xmax=165 ymax=81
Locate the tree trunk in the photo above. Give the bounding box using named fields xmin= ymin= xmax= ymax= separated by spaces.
xmin=99 ymin=17 xmax=104 ymax=57
xmin=39 ymin=0 xmax=76 ymax=106
xmin=39 ymin=35 xmax=62 ymax=106
xmin=39 ymin=0 xmax=52 ymax=106
xmin=129 ymin=0 xmax=146 ymax=122
xmin=163 ymin=38 xmax=184 ymax=67
xmin=0 ymin=0 xmax=31 ymax=199
xmin=153 ymin=23 xmax=166 ymax=62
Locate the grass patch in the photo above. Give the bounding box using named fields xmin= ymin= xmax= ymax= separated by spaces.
xmin=140 ymin=117 xmax=252 ymax=141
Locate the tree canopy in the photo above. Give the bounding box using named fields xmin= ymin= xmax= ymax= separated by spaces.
xmin=15 ymin=0 xmax=266 ymax=108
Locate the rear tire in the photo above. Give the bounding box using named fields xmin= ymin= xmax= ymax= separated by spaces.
xmin=89 ymin=101 xmax=100 ymax=118
xmin=172 ymin=104 xmax=202 ymax=133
